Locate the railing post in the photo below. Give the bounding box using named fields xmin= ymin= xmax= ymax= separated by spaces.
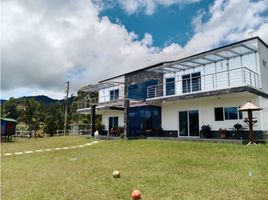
xmin=243 ymin=68 xmax=246 ymax=84
xmin=250 ymin=71 xmax=252 ymax=86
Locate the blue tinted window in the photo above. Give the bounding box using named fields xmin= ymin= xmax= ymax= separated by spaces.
xmin=224 ymin=107 xmax=238 ymax=120
xmin=128 ymin=80 xmax=157 ymax=100
xmin=128 ymin=106 xmax=161 ymax=137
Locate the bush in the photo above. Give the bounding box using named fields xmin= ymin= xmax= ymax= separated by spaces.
xmin=234 ymin=123 xmax=242 ymax=131
xmin=200 ymin=125 xmax=211 ymax=138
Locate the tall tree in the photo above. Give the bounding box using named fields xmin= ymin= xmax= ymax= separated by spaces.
xmin=23 ymin=98 xmax=41 ymax=137
xmin=1 ymin=97 xmax=19 ymax=119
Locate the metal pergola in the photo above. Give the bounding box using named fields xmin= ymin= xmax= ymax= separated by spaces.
xmin=146 ymin=39 xmax=258 ymax=73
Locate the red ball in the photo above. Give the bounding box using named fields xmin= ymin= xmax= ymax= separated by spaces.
xmin=131 ymin=190 xmax=141 ymax=199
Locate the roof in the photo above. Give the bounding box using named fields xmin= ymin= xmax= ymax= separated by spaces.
xmin=1 ymin=118 xmax=18 ymax=123
xmin=239 ymin=101 xmax=262 ymax=111
xmin=99 ymin=36 xmax=268 ymax=82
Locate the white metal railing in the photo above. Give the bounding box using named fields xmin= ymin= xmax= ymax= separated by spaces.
xmin=147 ymin=67 xmax=260 ymax=99
xmin=15 ymin=130 xmax=31 ymax=137
xmin=56 ymin=129 xmax=90 ymax=135
xmin=76 ymin=94 xmax=125 ymax=110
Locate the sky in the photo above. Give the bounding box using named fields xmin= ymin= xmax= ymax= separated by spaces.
xmin=1 ymin=0 xmax=268 ymax=100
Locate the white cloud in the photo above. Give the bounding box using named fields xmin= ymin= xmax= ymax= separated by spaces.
xmin=186 ymin=0 xmax=268 ymax=52
xmin=1 ymin=0 xmax=268 ymax=100
xmin=117 ymin=0 xmax=200 ymax=15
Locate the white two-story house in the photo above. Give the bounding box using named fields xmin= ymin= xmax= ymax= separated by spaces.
xmin=77 ymin=37 xmax=268 ymax=140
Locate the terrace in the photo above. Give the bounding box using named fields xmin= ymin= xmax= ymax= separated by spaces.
xmin=147 ymin=66 xmax=260 ymax=100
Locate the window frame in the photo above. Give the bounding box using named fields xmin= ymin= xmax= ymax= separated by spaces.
xmin=166 ymin=77 xmax=175 ymax=96
xmin=214 ymin=106 xmax=243 ymax=121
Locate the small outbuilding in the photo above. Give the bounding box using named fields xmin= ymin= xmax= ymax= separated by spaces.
xmin=1 ymin=118 xmax=18 ymax=141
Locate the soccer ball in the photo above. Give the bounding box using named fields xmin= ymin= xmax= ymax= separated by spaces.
xmin=112 ymin=170 xmax=120 ymax=178
xmin=131 ymin=190 xmax=141 ymax=199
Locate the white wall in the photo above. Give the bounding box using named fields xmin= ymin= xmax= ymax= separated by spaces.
xmin=260 ymin=96 xmax=268 ymax=132
xmin=258 ymin=40 xmax=268 ymax=93
xmin=161 ymin=93 xmax=263 ymax=133
xmin=99 ymin=110 xmax=124 ymax=131
xmin=98 ymin=76 xmax=125 ymax=103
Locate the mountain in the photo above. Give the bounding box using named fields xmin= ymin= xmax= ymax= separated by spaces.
xmin=1 ymin=95 xmax=75 ymax=105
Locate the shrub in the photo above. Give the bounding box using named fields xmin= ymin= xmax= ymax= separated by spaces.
xmin=200 ymin=125 xmax=211 ymax=138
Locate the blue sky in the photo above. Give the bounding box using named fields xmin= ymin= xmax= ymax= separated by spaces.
xmin=2 ymin=0 xmax=268 ymax=99
xmin=100 ymin=0 xmax=212 ymax=47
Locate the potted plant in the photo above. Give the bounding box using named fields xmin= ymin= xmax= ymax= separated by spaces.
xmin=200 ymin=125 xmax=211 ymax=138
xmin=219 ymin=128 xmax=227 ymax=139
xmin=234 ymin=123 xmax=242 ymax=131
xmin=234 ymin=123 xmax=243 ymax=139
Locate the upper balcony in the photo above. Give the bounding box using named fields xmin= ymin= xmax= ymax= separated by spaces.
xmin=147 ymin=67 xmax=261 ymax=100
xmin=144 ymin=38 xmax=264 ymax=102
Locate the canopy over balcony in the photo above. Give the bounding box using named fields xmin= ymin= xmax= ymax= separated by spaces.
xmin=146 ymin=38 xmax=258 ymax=73
xmin=80 ymin=81 xmax=124 ymax=93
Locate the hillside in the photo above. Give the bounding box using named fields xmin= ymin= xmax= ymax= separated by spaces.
xmin=1 ymin=95 xmax=74 ymax=106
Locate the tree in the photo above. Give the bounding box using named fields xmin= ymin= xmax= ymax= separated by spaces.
xmin=1 ymin=97 xmax=19 ymax=119
xmin=23 ymin=98 xmax=41 ymax=137
xmin=44 ymin=103 xmax=65 ymax=136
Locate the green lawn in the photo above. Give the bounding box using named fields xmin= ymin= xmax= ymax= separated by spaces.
xmin=1 ymin=136 xmax=268 ymax=200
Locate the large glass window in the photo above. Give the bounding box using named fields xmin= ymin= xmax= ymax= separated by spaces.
xmin=224 ymin=107 xmax=238 ymax=120
xmin=110 ymin=89 xmax=119 ymax=101
xmin=214 ymin=106 xmax=243 ymax=121
xmin=128 ymin=80 xmax=157 ymax=100
xmin=128 ymin=106 xmax=161 ymax=137
xmin=182 ymin=72 xmax=201 ymax=93
xmin=166 ymin=77 xmax=175 ymax=96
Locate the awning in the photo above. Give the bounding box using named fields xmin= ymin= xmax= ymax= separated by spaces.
xmin=80 ymin=81 xmax=124 ymax=93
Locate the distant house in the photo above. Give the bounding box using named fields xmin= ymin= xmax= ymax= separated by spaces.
xmin=1 ymin=118 xmax=18 ymax=141
xmin=77 ymin=37 xmax=268 ymax=140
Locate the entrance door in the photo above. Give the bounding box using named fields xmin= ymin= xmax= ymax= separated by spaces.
xmin=179 ymin=110 xmax=199 ymax=137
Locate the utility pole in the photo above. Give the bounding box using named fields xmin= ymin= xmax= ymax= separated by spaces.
xmin=64 ymin=81 xmax=70 ymax=136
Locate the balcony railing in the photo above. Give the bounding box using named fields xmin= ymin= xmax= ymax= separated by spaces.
xmin=76 ymin=95 xmax=125 ymax=110
xmin=147 ymin=67 xmax=261 ymax=99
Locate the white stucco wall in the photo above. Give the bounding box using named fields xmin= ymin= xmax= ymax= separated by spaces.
xmin=99 ymin=109 xmax=124 ymax=131
xmin=258 ymin=40 xmax=268 ymax=94
xmin=260 ymin=96 xmax=268 ymax=132
xmin=161 ymin=92 xmax=263 ymax=134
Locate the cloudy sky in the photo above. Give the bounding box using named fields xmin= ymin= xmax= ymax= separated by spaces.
xmin=1 ymin=0 xmax=268 ymax=100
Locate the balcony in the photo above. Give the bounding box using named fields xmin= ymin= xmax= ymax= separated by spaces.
xmin=147 ymin=67 xmax=261 ymax=100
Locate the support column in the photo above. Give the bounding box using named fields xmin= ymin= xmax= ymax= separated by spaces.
xmin=124 ymin=99 xmax=129 ymax=138
xmin=91 ymin=105 xmax=96 ymax=137
xmin=248 ymin=110 xmax=254 ymax=144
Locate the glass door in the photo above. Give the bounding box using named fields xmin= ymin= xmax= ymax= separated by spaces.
xmin=189 ymin=110 xmax=199 ymax=136
xmin=179 ymin=110 xmax=199 ymax=137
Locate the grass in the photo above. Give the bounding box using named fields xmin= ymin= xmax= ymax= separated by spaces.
xmin=1 ymin=136 xmax=268 ymax=200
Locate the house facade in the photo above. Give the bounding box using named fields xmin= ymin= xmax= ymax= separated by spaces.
xmin=77 ymin=37 xmax=268 ymax=139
